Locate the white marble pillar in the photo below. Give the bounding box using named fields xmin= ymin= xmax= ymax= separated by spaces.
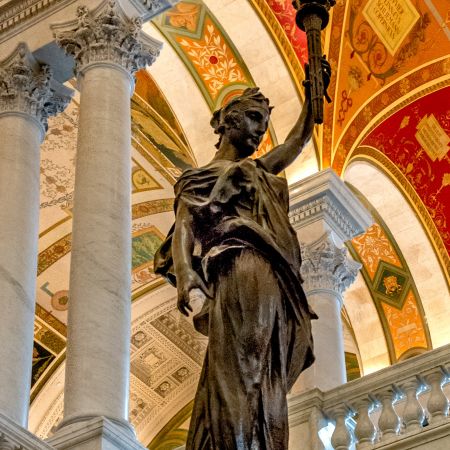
xmin=289 ymin=169 xmax=372 ymax=393
xmin=50 ymin=1 xmax=161 ymax=446
xmin=0 ymin=44 xmax=71 ymax=428
xmin=299 ymin=232 xmax=361 ymax=391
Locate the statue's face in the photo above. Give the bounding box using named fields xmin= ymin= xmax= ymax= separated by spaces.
xmin=225 ymin=106 xmax=269 ymax=157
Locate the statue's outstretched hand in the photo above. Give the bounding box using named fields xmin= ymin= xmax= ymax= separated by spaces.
xmin=177 ymin=268 xmax=211 ymax=316
xmin=304 ymin=56 xmax=332 ymax=102
xmin=321 ymin=56 xmax=332 ymax=102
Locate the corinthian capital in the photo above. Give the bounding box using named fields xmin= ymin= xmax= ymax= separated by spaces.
xmin=0 ymin=43 xmax=72 ymax=132
xmin=53 ymin=0 xmax=162 ymax=76
xmin=300 ymin=232 xmax=361 ymax=297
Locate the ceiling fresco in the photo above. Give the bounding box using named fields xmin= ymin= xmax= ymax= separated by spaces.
xmin=152 ymin=0 xmax=277 ymax=157
xmin=348 ymin=191 xmax=432 ymax=362
xmin=358 ymin=87 xmax=450 ymax=264
xmin=327 ymin=0 xmax=450 ymax=165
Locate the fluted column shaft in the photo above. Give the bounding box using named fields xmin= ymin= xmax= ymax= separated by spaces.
xmin=64 ymin=63 xmax=133 ymax=424
xmin=299 ymin=233 xmax=361 ymax=392
xmin=54 ymin=0 xmax=161 ymax=429
xmin=0 ymin=113 xmax=42 ymax=427
xmin=306 ymin=290 xmax=346 ymax=388
xmin=0 ymin=44 xmax=71 ymax=427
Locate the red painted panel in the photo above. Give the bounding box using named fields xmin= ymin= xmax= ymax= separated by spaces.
xmin=362 ymin=86 xmax=450 ymax=254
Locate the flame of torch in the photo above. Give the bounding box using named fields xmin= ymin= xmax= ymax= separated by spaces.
xmin=292 ymin=0 xmax=335 ymax=124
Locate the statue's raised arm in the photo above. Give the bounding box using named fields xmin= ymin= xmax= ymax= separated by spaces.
xmin=258 ymin=57 xmax=331 ymax=175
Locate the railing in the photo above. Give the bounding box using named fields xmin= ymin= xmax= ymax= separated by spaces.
xmin=0 ymin=412 xmax=54 ymax=450
xmin=288 ymin=344 xmax=450 ymax=449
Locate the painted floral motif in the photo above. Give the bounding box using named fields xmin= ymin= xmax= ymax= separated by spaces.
xmin=40 ymin=159 xmax=74 ymax=202
xmin=382 ymin=290 xmax=428 ymax=359
xmin=38 ymin=234 xmax=72 ymax=276
xmin=351 ymin=223 xmax=402 ymax=279
xmin=40 ymin=102 xmax=78 ymax=208
xmin=178 ymin=20 xmax=248 ymax=100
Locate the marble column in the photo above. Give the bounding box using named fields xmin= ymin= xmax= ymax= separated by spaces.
xmin=289 ymin=169 xmax=372 ymax=393
xmin=49 ymin=2 xmax=161 ymax=447
xmin=299 ymin=232 xmax=361 ymax=391
xmin=0 ymin=44 xmax=71 ymax=428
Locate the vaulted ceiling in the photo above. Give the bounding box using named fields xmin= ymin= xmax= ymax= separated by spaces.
xmin=27 ymin=0 xmax=450 ymax=447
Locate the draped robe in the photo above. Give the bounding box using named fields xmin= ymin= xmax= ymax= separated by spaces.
xmin=155 ymin=158 xmax=316 ymax=450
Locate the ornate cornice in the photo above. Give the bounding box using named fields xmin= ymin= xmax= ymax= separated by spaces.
xmin=300 ymin=232 xmax=361 ymax=297
xmin=290 ymin=195 xmax=361 ymax=241
xmin=0 ymin=0 xmax=64 ymax=36
xmin=0 ymin=42 xmax=72 ymax=133
xmin=289 ymin=169 xmax=373 ymax=242
xmin=53 ymin=0 xmax=162 ymax=77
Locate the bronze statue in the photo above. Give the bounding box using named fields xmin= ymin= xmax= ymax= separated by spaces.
xmin=155 ymin=62 xmax=331 ymax=449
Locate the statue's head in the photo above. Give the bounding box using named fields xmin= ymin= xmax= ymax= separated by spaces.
xmin=210 ymin=87 xmax=273 ymax=154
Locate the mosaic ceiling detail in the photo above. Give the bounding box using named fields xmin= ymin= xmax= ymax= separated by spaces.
xmin=152 ymin=0 xmax=277 ymax=156
xmin=34 ymin=296 xmax=207 ymax=446
xmin=348 ymin=192 xmax=431 ymax=362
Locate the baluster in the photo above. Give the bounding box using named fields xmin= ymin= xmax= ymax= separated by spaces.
xmin=374 ymin=386 xmax=400 ymax=441
xmin=424 ymin=367 xmax=449 ymax=424
xmin=399 ymin=377 xmax=425 ymax=433
xmin=352 ymin=396 xmax=377 ymax=449
xmin=0 ymin=435 xmax=15 ymax=450
xmin=328 ymin=405 xmax=353 ymax=450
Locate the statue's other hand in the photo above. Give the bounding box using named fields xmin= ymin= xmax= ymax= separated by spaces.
xmin=321 ymin=56 xmax=331 ymax=90
xmin=177 ymin=268 xmax=212 ymax=316
xmin=303 ymin=56 xmax=332 ymax=102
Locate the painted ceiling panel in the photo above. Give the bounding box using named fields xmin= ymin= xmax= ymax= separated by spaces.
xmin=262 ymin=0 xmax=309 ymax=67
xmin=324 ymin=0 xmax=450 ymax=170
xmin=152 ymin=0 xmax=277 ymax=156
xmin=361 ymin=86 xmax=450 ymax=259
xmin=349 ymin=216 xmax=431 ymax=363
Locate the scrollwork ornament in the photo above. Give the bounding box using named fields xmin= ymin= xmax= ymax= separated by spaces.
xmin=0 ymin=43 xmax=71 ymax=132
xmin=300 ymin=232 xmax=361 ymax=295
xmin=54 ymin=0 xmax=162 ymax=77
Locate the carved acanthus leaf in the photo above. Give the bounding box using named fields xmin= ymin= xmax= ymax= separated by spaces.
xmin=54 ymin=0 xmax=162 ymax=75
xmin=300 ymin=232 xmax=361 ymax=296
xmin=0 ymin=43 xmax=72 ymax=131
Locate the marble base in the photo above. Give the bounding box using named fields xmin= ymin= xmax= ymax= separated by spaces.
xmin=47 ymin=417 xmax=146 ymax=450
xmin=0 ymin=412 xmax=53 ymax=449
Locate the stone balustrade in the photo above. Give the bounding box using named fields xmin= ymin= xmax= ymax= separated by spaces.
xmin=289 ymin=344 xmax=450 ymax=449
xmin=0 ymin=412 xmax=54 ymax=450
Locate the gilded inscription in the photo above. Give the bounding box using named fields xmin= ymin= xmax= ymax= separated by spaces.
xmin=363 ymin=0 xmax=420 ymax=55
xmin=415 ymin=114 xmax=450 ymax=161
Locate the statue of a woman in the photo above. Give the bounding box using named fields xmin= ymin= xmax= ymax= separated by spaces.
xmin=155 ymin=64 xmax=330 ymax=449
